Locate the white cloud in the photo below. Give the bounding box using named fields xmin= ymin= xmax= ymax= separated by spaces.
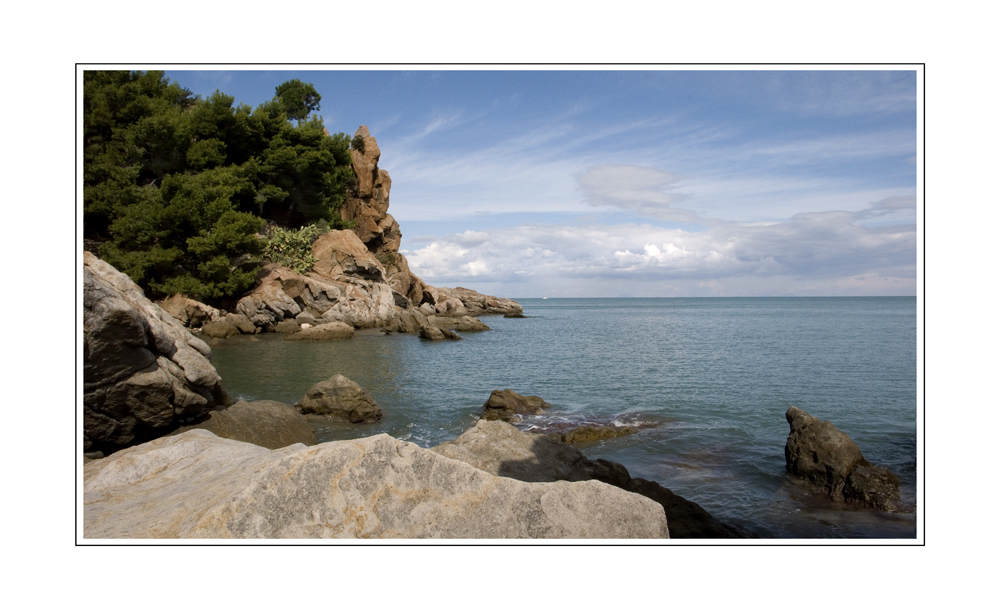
xmin=405 ymin=196 xmax=915 ymax=296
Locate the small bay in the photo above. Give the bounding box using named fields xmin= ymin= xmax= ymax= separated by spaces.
xmin=209 ymin=296 xmax=918 ymax=539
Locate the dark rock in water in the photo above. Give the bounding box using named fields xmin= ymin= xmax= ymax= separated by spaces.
xmin=83 ymin=252 xmax=229 ymax=454
xmin=432 ymin=420 xmax=746 ymax=538
xmin=170 ymin=400 xmax=317 ymax=449
xmin=843 ymin=465 xmax=900 ymax=511
xmin=784 ymin=406 xmax=900 ymax=511
xmin=429 ymin=315 xmax=491 ymax=332
xmin=503 ymin=312 xmax=526 ymax=318
xmin=295 ymin=374 xmax=382 ymax=423
xmin=481 ymin=389 xmax=551 ymax=422
xmin=624 ymin=478 xmax=746 ymax=539
xmin=549 ymin=425 xmax=637 ymax=444
xmin=418 ymin=324 xmax=461 ymax=341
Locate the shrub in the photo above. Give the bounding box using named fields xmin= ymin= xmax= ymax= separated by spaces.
xmin=351 ymin=133 xmax=366 ymax=154
xmin=261 ymin=224 xmax=326 ymax=274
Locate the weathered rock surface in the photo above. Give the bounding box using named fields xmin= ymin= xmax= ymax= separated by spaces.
xmin=425 ymin=285 xmax=523 ymax=317
xmin=481 ymin=389 xmax=551 ymax=422
xmin=549 ymin=425 xmax=637 ymax=444
xmin=200 ymin=313 xmax=257 ymax=338
xmin=430 ymin=315 xmax=491 ymax=332
xmin=169 ymin=400 xmax=317 ymax=449
xmin=431 ymin=420 xmax=742 ymax=538
xmin=83 ymin=252 xmax=229 ymax=453
xmin=84 ymin=430 xmax=667 ymax=539
xmin=295 ymin=374 xmax=382 ymax=423
xmin=418 ymin=324 xmax=461 ymax=341
xmin=158 ymin=294 xmax=221 ymax=328
xmin=784 ymin=407 xmax=900 ymax=511
xmin=237 ymin=257 xmax=396 ymax=331
xmin=284 ymin=321 xmax=355 ymax=341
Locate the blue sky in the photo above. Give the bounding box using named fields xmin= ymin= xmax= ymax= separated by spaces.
xmin=167 ymin=68 xmax=918 ymax=298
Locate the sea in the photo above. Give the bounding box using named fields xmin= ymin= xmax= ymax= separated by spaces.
xmin=208 ymin=297 xmax=919 ymax=539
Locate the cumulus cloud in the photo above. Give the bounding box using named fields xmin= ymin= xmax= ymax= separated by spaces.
xmin=405 ymin=197 xmax=916 ymax=295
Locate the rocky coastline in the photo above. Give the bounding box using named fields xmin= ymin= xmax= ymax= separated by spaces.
xmin=82 ymin=126 xmax=902 ymax=539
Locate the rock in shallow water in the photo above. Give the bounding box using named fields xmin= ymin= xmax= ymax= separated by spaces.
xmin=784 ymin=406 xmax=900 ymax=511
xmin=295 ymin=374 xmax=382 ymax=423
xmin=169 ymin=400 xmax=317 ymax=449
xmin=481 ymin=389 xmax=551 ymax=422
xmin=432 ymin=420 xmax=745 ymax=538
xmin=84 ymin=430 xmax=667 ymax=539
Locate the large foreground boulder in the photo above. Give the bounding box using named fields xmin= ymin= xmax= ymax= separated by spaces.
xmin=84 ymin=430 xmax=667 ymax=539
xmin=83 ymin=252 xmax=229 ymax=454
xmin=432 ymin=420 xmax=743 ymax=538
xmin=784 ymin=407 xmax=899 ymax=511
xmin=481 ymin=389 xmax=551 ymax=422
xmin=295 ymin=374 xmax=382 ymax=422
xmin=169 ymin=400 xmax=317 ymax=449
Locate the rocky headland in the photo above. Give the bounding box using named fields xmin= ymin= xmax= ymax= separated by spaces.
xmin=173 ymin=126 xmax=521 ymax=342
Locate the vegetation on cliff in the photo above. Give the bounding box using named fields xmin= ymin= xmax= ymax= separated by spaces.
xmin=83 ymin=70 xmax=354 ymax=303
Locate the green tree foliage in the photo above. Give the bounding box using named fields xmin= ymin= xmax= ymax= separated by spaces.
xmin=83 ymin=70 xmax=355 ymax=304
xmin=274 ymin=79 xmax=321 ymax=123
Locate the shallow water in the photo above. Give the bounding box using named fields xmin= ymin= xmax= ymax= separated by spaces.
xmin=208 ymin=297 xmax=918 ymax=539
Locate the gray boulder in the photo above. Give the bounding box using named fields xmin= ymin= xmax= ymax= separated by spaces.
xmin=169 ymin=400 xmax=317 ymax=449
xmin=784 ymin=407 xmax=900 ymax=510
xmin=481 ymin=389 xmax=551 ymax=422
xmin=84 ymin=430 xmax=667 ymax=539
xmin=83 ymin=252 xmax=229 ymax=454
xmin=295 ymin=374 xmax=382 ymax=423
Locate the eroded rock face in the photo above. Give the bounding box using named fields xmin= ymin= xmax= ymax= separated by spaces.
xmin=295 ymin=374 xmax=381 ymax=423
xmin=481 ymin=389 xmax=551 ymax=422
xmin=784 ymin=407 xmax=900 ymax=511
xmin=159 ymin=294 xmax=221 ymax=328
xmin=431 ymin=420 xmax=743 ymax=538
xmin=170 ymin=400 xmax=317 ymax=449
xmin=236 ymin=260 xmax=396 ymax=331
xmin=84 ymin=430 xmax=668 ymax=539
xmin=425 ymin=286 xmax=523 ymax=317
xmin=83 ymin=252 xmax=229 ymax=454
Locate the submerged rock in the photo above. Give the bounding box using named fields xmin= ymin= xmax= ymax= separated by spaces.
xmin=84 ymin=430 xmax=667 ymax=539
xmin=481 ymin=389 xmax=551 ymax=422
xmin=784 ymin=407 xmax=900 ymax=511
xmin=83 ymin=252 xmax=229 ymax=454
xmin=549 ymin=425 xmax=637 ymax=444
xmin=295 ymin=374 xmax=382 ymax=423
xmin=170 ymin=400 xmax=317 ymax=449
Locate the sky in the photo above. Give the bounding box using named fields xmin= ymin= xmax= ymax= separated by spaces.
xmin=166 ymin=68 xmax=919 ymax=298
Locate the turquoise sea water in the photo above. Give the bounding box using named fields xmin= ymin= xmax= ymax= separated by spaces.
xmin=208 ymin=297 xmax=918 ymax=539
